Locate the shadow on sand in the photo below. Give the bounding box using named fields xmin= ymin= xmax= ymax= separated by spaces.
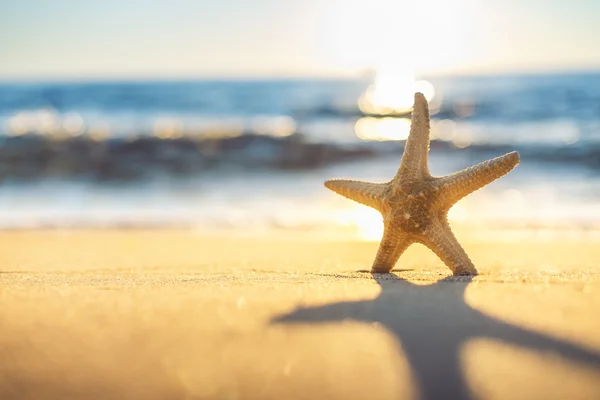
xmin=273 ymin=273 xmax=600 ymax=400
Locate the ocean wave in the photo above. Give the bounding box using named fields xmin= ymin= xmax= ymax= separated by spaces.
xmin=0 ymin=132 xmax=376 ymax=180
xmin=0 ymin=130 xmax=599 ymax=181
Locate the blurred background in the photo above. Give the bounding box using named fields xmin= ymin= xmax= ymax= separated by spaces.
xmin=1 ymin=0 xmax=600 ymax=240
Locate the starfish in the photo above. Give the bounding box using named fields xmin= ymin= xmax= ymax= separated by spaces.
xmin=325 ymin=93 xmax=520 ymax=275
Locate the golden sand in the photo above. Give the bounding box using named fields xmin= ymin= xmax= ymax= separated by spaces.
xmin=1 ymin=230 xmax=600 ymax=399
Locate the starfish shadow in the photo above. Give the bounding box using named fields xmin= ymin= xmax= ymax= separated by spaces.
xmin=272 ymin=273 xmax=600 ymax=400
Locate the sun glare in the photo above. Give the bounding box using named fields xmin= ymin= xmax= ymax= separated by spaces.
xmin=359 ymin=67 xmax=435 ymax=115
xmin=336 ymin=204 xmax=384 ymax=241
xmin=355 ymin=205 xmax=384 ymax=241
xmin=328 ymin=0 xmax=469 ymax=77
xmin=355 ymin=117 xmax=411 ymax=141
xmin=327 ymin=0 xmax=462 ymax=114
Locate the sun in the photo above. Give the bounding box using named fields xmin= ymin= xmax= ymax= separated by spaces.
xmin=326 ymin=0 xmax=470 ymax=76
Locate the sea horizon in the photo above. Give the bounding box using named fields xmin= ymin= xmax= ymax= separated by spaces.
xmin=2 ymin=66 xmax=600 ymax=85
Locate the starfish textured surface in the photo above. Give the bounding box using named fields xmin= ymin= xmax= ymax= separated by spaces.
xmin=325 ymin=93 xmax=520 ymax=275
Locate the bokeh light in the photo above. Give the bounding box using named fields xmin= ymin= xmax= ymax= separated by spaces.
xmin=355 ymin=117 xmax=411 ymax=141
xmin=359 ymin=67 xmax=435 ymax=115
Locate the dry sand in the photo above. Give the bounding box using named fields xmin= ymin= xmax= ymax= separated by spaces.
xmin=2 ymin=230 xmax=600 ymax=400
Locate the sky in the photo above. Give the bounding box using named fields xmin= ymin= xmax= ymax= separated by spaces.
xmin=1 ymin=0 xmax=600 ymax=80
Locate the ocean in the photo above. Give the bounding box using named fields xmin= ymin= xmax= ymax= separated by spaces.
xmin=1 ymin=72 xmax=600 ymax=239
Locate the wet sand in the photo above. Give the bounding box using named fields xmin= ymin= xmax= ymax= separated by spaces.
xmin=2 ymin=230 xmax=600 ymax=400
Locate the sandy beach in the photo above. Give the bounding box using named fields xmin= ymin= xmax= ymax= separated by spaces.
xmin=1 ymin=230 xmax=600 ymax=400
xmin=3 ymin=1 xmax=600 ymax=399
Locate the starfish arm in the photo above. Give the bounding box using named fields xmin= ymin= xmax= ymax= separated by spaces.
xmin=324 ymin=179 xmax=389 ymax=211
xmin=421 ymin=215 xmax=477 ymax=275
xmin=371 ymin=226 xmax=413 ymax=273
xmin=395 ymin=92 xmax=431 ymax=182
xmin=435 ymin=151 xmax=520 ymax=208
